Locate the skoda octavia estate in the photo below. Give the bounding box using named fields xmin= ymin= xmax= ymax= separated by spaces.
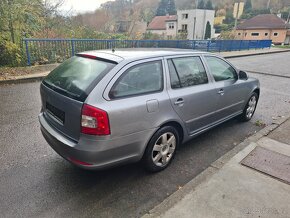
xmin=39 ymin=49 xmax=260 ymax=172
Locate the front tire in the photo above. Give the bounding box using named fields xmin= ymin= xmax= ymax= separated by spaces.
xmin=240 ymin=92 xmax=258 ymax=122
xmin=142 ymin=126 xmax=179 ymax=172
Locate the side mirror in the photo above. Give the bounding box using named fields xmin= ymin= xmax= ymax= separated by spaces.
xmin=239 ymin=70 xmax=248 ymax=80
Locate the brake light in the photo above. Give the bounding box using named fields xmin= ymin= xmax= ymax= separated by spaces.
xmin=78 ymin=54 xmax=97 ymax=59
xmin=81 ymin=104 xmax=110 ymax=135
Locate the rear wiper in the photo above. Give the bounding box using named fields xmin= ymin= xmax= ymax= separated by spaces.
xmin=44 ymin=82 xmax=79 ymax=98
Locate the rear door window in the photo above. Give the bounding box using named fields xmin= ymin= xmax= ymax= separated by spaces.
xmin=110 ymin=61 xmax=163 ymax=99
xmin=168 ymin=56 xmax=208 ymax=88
xmin=43 ymin=56 xmax=116 ymax=101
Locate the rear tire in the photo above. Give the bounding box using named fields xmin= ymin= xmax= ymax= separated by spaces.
xmin=142 ymin=126 xmax=179 ymax=172
xmin=239 ymin=92 xmax=258 ymax=122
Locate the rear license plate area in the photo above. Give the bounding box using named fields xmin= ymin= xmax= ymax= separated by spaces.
xmin=46 ymin=102 xmax=65 ymax=125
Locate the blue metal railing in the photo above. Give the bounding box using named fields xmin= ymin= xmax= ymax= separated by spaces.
xmin=22 ymin=38 xmax=272 ymax=66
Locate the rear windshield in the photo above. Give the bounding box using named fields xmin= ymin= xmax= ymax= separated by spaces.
xmin=43 ymin=56 xmax=116 ymax=101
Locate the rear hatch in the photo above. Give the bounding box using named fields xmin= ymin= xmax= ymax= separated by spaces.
xmin=41 ymin=55 xmax=117 ymax=141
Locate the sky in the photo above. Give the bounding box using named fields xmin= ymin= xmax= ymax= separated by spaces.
xmin=59 ymin=0 xmax=111 ymax=14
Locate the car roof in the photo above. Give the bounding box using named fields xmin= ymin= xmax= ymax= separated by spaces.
xmin=78 ymin=48 xmax=209 ymax=63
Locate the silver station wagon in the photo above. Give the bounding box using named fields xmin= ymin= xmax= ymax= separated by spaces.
xmin=39 ymin=49 xmax=260 ymax=172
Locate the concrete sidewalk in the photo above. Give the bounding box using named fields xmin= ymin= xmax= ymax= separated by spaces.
xmin=144 ymin=117 xmax=290 ymax=218
xmin=0 ymin=48 xmax=290 ymax=85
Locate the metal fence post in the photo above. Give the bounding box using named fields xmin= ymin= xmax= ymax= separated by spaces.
xmin=24 ymin=39 xmax=31 ymax=66
xmin=71 ymin=40 xmax=75 ymax=56
xmin=207 ymin=40 xmax=210 ymax=52
xmin=239 ymin=40 xmax=242 ymax=51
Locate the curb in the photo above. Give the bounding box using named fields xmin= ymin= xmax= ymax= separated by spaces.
xmin=0 ymin=75 xmax=45 ymax=86
xmin=244 ymin=70 xmax=290 ymax=79
xmin=1 ymin=49 xmax=290 ymax=86
xmin=223 ymin=49 xmax=290 ymax=59
xmin=142 ymin=115 xmax=290 ymax=218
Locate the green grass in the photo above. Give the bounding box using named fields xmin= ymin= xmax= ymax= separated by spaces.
xmin=255 ymin=120 xmax=266 ymax=127
xmin=275 ymin=45 xmax=290 ymax=49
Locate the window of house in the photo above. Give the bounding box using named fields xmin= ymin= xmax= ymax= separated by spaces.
xmin=168 ymin=23 xmax=174 ymax=29
xmin=265 ymin=33 xmax=269 ymax=36
xmin=238 ymin=33 xmax=241 ymax=36
xmin=204 ymin=56 xmax=237 ymax=82
xmin=110 ymin=61 xmax=163 ymax=98
xmin=273 ymin=32 xmax=278 ymax=36
xmin=245 ymin=33 xmax=247 ymax=36
xmin=251 ymin=33 xmax=259 ymax=36
xmin=182 ymin=14 xmax=188 ymax=19
xmin=182 ymin=24 xmax=188 ymax=31
xmin=168 ymin=57 xmax=208 ymax=88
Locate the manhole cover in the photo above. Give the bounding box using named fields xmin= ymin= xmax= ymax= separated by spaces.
xmin=241 ymin=146 xmax=290 ymax=184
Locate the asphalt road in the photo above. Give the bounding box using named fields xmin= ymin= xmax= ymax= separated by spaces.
xmin=229 ymin=52 xmax=290 ymax=124
xmin=1 ymin=52 xmax=290 ymax=218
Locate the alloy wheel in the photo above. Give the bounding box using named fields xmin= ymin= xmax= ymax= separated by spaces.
xmin=151 ymin=132 xmax=176 ymax=167
xmin=246 ymin=96 xmax=257 ymax=119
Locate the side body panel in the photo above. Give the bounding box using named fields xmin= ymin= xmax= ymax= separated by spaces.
xmin=85 ymin=58 xmax=186 ymax=160
xmin=163 ymin=55 xmax=220 ymax=135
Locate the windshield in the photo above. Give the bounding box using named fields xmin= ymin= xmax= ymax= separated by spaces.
xmin=43 ymin=56 xmax=116 ymax=101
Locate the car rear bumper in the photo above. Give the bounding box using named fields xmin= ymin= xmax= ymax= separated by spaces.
xmin=39 ymin=113 xmax=155 ymax=170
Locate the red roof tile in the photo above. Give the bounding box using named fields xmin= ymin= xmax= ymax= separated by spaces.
xmin=237 ymin=14 xmax=286 ymax=30
xmin=147 ymin=15 xmax=177 ymax=30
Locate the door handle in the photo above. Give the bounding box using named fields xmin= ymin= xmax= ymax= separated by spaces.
xmin=217 ymin=89 xmax=224 ymax=95
xmin=174 ymin=98 xmax=184 ymax=105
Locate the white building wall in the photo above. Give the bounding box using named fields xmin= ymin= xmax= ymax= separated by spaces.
xmin=177 ymin=9 xmax=215 ymax=40
xmin=165 ymin=21 xmax=178 ymax=38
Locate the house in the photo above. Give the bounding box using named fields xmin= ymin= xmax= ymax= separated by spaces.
xmin=146 ymin=9 xmax=215 ymax=40
xmin=177 ymin=9 xmax=215 ymax=40
xmin=146 ymin=15 xmax=178 ymax=39
xmin=285 ymin=24 xmax=290 ymax=45
xmin=235 ymin=14 xmax=287 ymax=44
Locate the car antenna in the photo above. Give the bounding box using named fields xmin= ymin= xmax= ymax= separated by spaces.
xmin=112 ymin=47 xmax=115 ymax=53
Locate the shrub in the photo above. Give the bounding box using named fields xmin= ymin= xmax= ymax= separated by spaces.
xmin=0 ymin=40 xmax=23 ymax=66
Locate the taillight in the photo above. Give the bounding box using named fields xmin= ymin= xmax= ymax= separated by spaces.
xmin=81 ymin=104 xmax=110 ymax=135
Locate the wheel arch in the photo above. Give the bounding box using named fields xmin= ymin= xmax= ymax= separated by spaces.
xmin=253 ymin=88 xmax=260 ymax=97
xmin=140 ymin=119 xmax=186 ymax=158
xmin=159 ymin=121 xmax=185 ymax=144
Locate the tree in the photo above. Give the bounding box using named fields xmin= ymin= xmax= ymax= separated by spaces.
xmin=156 ymin=0 xmax=167 ymax=16
xmin=219 ymin=30 xmax=236 ymax=39
xmin=244 ymin=0 xmax=252 ymax=13
xmin=156 ymin=0 xmax=176 ymax=16
xmin=197 ymin=0 xmax=205 ymax=9
xmin=224 ymin=10 xmax=234 ymax=24
xmin=204 ymin=21 xmax=211 ymax=39
xmin=205 ymin=0 xmax=213 ymax=10
xmin=166 ymin=0 xmax=176 ymax=15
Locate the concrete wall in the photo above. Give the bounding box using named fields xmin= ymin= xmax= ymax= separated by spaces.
xmin=177 ymin=9 xmax=215 ymax=40
xmin=235 ymin=29 xmax=287 ymax=44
